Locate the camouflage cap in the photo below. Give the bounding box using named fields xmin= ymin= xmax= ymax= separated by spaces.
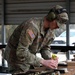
xmin=55 ymin=5 xmax=69 ymax=20
xmin=55 ymin=5 xmax=63 ymax=9
xmin=58 ymin=12 xmax=68 ymax=21
xmin=55 ymin=5 xmax=69 ymax=28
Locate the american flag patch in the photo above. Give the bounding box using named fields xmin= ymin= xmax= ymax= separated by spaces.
xmin=27 ymin=29 xmax=35 ymax=39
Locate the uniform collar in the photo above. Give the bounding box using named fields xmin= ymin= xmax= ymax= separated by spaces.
xmin=40 ymin=18 xmax=46 ymax=36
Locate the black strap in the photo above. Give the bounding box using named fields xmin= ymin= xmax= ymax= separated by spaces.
xmin=55 ymin=8 xmax=67 ymax=14
xmin=48 ymin=8 xmax=67 ymax=15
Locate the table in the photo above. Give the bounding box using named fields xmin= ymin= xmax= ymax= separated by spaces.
xmin=61 ymin=66 xmax=75 ymax=75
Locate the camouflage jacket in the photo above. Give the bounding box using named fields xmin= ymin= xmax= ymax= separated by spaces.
xmin=4 ymin=17 xmax=55 ymax=71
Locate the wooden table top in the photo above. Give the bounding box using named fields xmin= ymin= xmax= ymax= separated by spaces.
xmin=60 ymin=66 xmax=75 ymax=75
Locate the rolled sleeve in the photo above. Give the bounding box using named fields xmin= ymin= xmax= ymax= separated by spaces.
xmin=40 ymin=38 xmax=54 ymax=59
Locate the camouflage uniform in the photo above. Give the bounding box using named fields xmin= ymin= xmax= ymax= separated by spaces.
xmin=4 ymin=17 xmax=55 ymax=73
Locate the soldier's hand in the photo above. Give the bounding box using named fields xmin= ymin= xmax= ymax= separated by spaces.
xmin=40 ymin=58 xmax=58 ymax=69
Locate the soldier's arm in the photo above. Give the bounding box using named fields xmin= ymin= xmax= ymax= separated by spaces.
xmin=16 ymin=24 xmax=41 ymax=66
xmin=40 ymin=38 xmax=54 ymax=59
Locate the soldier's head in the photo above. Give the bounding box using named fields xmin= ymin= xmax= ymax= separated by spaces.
xmin=45 ymin=5 xmax=69 ymax=29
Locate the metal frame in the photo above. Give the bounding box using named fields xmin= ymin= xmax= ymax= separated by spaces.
xmin=2 ymin=0 xmax=6 ymax=67
xmin=66 ymin=0 xmax=71 ymax=59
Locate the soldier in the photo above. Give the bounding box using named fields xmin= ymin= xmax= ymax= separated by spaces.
xmin=4 ymin=5 xmax=68 ymax=74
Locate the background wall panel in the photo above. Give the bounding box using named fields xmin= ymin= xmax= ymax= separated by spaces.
xmin=6 ymin=0 xmax=65 ymax=3
xmin=0 ymin=0 xmax=2 ymax=25
xmin=70 ymin=1 xmax=75 ymax=24
xmin=1 ymin=0 xmax=75 ymax=25
xmin=5 ymin=0 xmax=66 ymax=25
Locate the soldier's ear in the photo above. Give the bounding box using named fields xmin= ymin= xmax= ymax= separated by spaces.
xmin=46 ymin=8 xmax=57 ymax=21
xmin=46 ymin=8 xmax=67 ymax=22
xmin=46 ymin=12 xmax=56 ymax=21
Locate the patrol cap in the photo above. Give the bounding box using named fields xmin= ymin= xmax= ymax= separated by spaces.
xmin=55 ymin=5 xmax=69 ymax=28
xmin=55 ymin=5 xmax=69 ymax=21
xmin=58 ymin=12 xmax=68 ymax=21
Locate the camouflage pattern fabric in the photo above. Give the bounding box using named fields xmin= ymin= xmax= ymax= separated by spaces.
xmin=4 ymin=17 xmax=55 ymax=73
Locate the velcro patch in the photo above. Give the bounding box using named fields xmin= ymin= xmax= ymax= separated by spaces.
xmin=27 ymin=29 xmax=35 ymax=39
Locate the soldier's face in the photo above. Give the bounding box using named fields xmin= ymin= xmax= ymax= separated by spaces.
xmin=49 ymin=20 xmax=59 ymax=30
xmin=44 ymin=18 xmax=59 ymax=30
